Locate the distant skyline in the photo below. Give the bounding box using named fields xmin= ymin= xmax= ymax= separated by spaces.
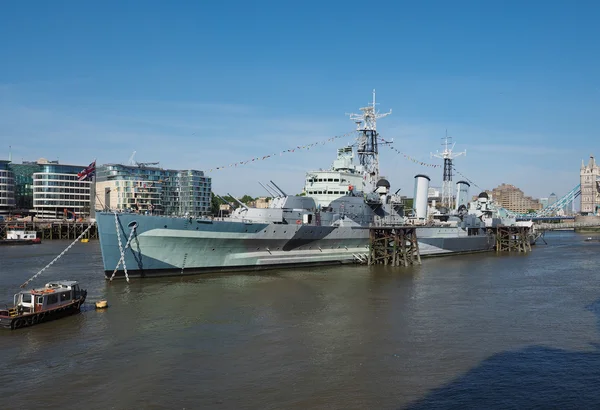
xmin=1 ymin=1 xmax=599 ymax=199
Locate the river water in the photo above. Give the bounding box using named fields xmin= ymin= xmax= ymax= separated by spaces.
xmin=1 ymin=231 xmax=600 ymax=409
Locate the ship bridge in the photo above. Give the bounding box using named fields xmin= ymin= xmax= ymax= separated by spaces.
xmin=304 ymin=146 xmax=366 ymax=208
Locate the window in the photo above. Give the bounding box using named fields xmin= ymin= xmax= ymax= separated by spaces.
xmin=22 ymin=294 xmax=32 ymax=303
xmin=47 ymin=294 xmax=58 ymax=305
xmin=60 ymin=292 xmax=70 ymax=302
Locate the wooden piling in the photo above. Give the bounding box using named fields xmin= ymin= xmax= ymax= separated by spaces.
xmin=495 ymin=226 xmax=532 ymax=253
xmin=368 ymin=226 xmax=421 ymax=266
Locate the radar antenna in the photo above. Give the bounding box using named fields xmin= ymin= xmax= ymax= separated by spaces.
xmin=431 ymin=131 xmax=466 ymax=209
xmin=346 ymin=89 xmax=391 ymax=191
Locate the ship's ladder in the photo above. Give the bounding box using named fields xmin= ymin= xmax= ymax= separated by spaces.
xmin=108 ymin=213 xmax=137 ymax=282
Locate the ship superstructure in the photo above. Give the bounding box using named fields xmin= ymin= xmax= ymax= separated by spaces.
xmin=96 ymin=93 xmax=510 ymax=279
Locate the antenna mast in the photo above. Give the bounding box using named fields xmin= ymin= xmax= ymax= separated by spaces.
xmin=347 ymin=89 xmax=391 ymax=191
xmin=431 ymin=132 xmax=466 ymax=209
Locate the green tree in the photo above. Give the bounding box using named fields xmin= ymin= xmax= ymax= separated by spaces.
xmin=211 ymin=192 xmax=224 ymax=215
xmin=240 ymin=195 xmax=254 ymax=204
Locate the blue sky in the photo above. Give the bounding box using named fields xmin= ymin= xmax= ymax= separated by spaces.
xmin=1 ymin=1 xmax=599 ymax=199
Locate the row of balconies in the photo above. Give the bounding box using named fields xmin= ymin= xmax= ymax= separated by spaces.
xmin=33 ymin=187 xmax=89 ymax=193
xmin=34 ymin=194 xmax=90 ymax=200
xmin=34 ymin=181 xmax=91 ymax=188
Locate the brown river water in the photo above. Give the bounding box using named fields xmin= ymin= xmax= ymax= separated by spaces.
xmin=1 ymin=231 xmax=600 ymax=409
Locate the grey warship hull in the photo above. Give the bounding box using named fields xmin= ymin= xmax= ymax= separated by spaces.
xmin=97 ymin=212 xmax=494 ymax=279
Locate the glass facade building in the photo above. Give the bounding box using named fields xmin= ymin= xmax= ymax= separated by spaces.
xmin=32 ymin=161 xmax=93 ymax=219
xmin=95 ymin=164 xmax=211 ymax=216
xmin=10 ymin=162 xmax=42 ymax=211
xmin=0 ymin=160 xmax=16 ymax=216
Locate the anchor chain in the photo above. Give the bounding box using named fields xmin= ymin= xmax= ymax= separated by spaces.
xmin=109 ymin=213 xmax=137 ymax=282
xmin=20 ymin=222 xmax=95 ymax=288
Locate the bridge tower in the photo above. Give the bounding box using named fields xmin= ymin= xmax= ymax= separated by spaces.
xmin=431 ymin=133 xmax=466 ymax=209
xmin=580 ymin=155 xmax=600 ymax=215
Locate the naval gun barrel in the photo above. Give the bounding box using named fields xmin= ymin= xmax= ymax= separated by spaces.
xmin=216 ymin=194 xmax=235 ymax=209
xmin=227 ymin=193 xmax=249 ymax=210
xmin=269 ymin=180 xmax=287 ymax=197
xmin=259 ymin=182 xmax=277 ymax=198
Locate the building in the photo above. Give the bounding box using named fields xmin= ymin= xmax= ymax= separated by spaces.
xmin=0 ymin=160 xmax=15 ymax=216
xmin=539 ymin=197 xmax=549 ymax=209
xmin=548 ymin=193 xmax=558 ymax=207
xmin=2 ymin=158 xmax=91 ymax=219
xmin=580 ymin=155 xmax=600 ymax=215
xmin=490 ymin=183 xmax=542 ymax=214
xmin=95 ymin=164 xmax=211 ymax=216
xmin=250 ymin=197 xmax=270 ymax=209
xmin=427 ymin=187 xmax=441 ymax=209
xmin=10 ymin=161 xmax=42 ymax=211
xmin=31 ymin=159 xmax=93 ymax=219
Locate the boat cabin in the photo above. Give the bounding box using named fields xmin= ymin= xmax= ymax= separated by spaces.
xmin=14 ymin=281 xmax=83 ymax=314
xmin=6 ymin=230 xmax=38 ymax=240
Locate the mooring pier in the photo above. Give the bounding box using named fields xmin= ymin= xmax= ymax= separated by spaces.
xmin=494 ymin=225 xmax=532 ymax=253
xmin=366 ymin=226 xmax=421 ymax=266
xmin=0 ymin=221 xmax=98 ymax=241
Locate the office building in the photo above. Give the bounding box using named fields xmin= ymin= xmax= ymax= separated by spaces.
xmin=0 ymin=160 xmax=15 ymax=216
xmin=31 ymin=159 xmax=93 ymax=219
xmin=95 ymin=164 xmax=211 ymax=216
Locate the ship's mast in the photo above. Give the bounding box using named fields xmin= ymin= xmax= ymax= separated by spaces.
xmin=347 ymin=90 xmax=391 ymax=191
xmin=431 ymin=132 xmax=466 ymax=209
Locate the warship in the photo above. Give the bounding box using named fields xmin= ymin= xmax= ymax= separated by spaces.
xmin=96 ymin=93 xmax=510 ymax=279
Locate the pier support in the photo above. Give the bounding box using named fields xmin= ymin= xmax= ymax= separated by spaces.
xmin=495 ymin=226 xmax=532 ymax=253
xmin=368 ymin=227 xmax=421 ymax=266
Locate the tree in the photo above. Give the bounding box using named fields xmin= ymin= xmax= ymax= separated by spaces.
xmin=240 ymin=195 xmax=254 ymax=204
xmin=210 ymin=192 xmax=223 ymax=215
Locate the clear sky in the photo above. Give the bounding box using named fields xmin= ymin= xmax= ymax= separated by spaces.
xmin=1 ymin=1 xmax=598 ymax=200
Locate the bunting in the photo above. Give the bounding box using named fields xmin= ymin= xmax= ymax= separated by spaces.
xmin=452 ymin=166 xmax=482 ymax=190
xmin=384 ymin=143 xmax=441 ymax=168
xmin=205 ymin=131 xmax=453 ymax=173
xmin=206 ymin=131 xmax=356 ymax=173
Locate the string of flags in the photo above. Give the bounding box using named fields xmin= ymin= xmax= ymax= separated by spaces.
xmin=385 ymin=143 xmax=441 ymax=168
xmin=206 ymin=131 xmax=357 ymax=173
xmin=452 ymin=166 xmax=482 ymax=190
xmin=205 ymin=131 xmax=451 ymax=173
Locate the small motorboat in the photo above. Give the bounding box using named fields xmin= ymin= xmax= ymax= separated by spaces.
xmin=0 ymin=281 xmax=87 ymax=330
xmin=0 ymin=230 xmax=42 ymax=245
